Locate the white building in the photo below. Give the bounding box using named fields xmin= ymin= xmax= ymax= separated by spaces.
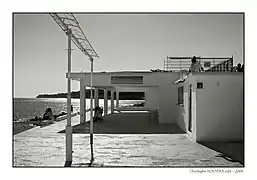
xmin=176 ymin=72 xmax=244 ymax=142
xmin=69 ymin=70 xmax=244 ymax=142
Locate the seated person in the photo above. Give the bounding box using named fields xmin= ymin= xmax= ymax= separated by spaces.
xmin=189 ymin=56 xmax=204 ymax=73
xmin=93 ymin=106 xmax=103 ymax=122
xmin=43 ymin=111 xmax=48 ymax=120
xmin=43 ymin=108 xmax=54 ymax=120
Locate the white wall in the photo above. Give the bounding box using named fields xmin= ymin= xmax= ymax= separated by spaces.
xmin=144 ymin=87 xmax=159 ymax=110
xmin=154 ymin=72 xmax=180 ymax=123
xmin=83 ymin=72 xmax=155 ymax=87
xmin=176 ymin=73 xmax=244 ymax=142
xmin=191 ymin=81 xmax=197 ymax=141
xmin=193 ymin=73 xmax=244 ymax=142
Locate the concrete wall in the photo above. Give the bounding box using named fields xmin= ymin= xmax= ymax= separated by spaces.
xmin=142 ymin=72 xmax=181 ymax=123
xmin=154 ymin=72 xmax=180 ymax=123
xmin=191 ymin=81 xmax=198 ymax=141
xmin=185 ymin=73 xmax=244 ymax=142
xmin=83 ymin=72 xmax=155 ymax=87
xmin=144 ymin=87 xmax=159 ymax=110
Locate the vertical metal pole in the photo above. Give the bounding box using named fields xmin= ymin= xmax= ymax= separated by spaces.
xmin=180 ymin=59 xmax=181 ymax=71
xmin=90 ymin=58 xmax=94 ymax=162
xmin=164 ymin=57 xmax=166 ymax=71
xmin=104 ymin=89 xmax=108 ymax=115
xmin=94 ymin=88 xmax=99 ymax=108
xmin=111 ymin=91 xmax=114 ymax=114
xmin=80 ymin=77 xmax=85 ymax=123
xmin=116 ymin=91 xmax=119 ymax=108
xmin=231 ymin=56 xmax=234 ymax=72
xmin=66 ymin=29 xmax=72 ymax=165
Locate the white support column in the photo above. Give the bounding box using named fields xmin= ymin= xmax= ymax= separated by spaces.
xmin=111 ymin=91 xmax=114 ymax=114
xmin=80 ymin=77 xmax=85 ymax=123
xmin=116 ymin=91 xmax=119 ymax=108
xmin=90 ymin=58 xmax=94 ymax=161
xmin=94 ymin=88 xmax=99 ymax=108
xmin=104 ymin=89 xmax=108 ymax=115
xmin=66 ymin=29 xmax=72 ymax=165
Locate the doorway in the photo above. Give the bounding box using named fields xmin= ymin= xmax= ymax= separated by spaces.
xmin=188 ymin=84 xmax=192 ymax=132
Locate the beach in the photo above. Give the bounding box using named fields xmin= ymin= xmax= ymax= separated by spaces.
xmin=13 ymin=98 xmax=80 ymax=135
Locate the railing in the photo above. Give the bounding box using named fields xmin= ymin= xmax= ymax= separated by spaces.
xmin=164 ymin=56 xmax=233 ymax=72
xmin=205 ymin=59 xmax=233 ymax=72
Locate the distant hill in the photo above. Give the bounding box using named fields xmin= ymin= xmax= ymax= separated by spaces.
xmin=36 ymin=89 xmax=144 ymax=100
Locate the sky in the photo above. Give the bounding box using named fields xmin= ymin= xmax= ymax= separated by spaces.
xmin=14 ymin=13 xmax=244 ymax=98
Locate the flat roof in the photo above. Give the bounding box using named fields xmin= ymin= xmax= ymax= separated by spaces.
xmin=82 ymin=71 xmax=181 ymax=74
xmin=191 ymin=72 xmax=243 ymax=76
xmin=85 ymin=71 xmax=152 ymax=74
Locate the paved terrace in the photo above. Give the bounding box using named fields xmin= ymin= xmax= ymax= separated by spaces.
xmin=13 ymin=112 xmax=243 ymax=167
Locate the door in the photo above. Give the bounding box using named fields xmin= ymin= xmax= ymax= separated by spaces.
xmin=188 ymin=84 xmax=192 ymax=132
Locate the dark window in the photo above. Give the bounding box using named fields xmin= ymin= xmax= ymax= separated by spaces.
xmin=111 ymin=76 xmax=143 ymax=84
xmin=197 ymin=82 xmax=203 ymax=89
xmin=178 ymin=86 xmax=184 ymax=105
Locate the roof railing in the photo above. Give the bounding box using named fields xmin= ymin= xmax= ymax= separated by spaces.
xmin=164 ymin=56 xmax=233 ymax=72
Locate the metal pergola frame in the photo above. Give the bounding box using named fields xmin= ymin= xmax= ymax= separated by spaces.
xmin=50 ymin=13 xmax=99 ymax=58
xmin=50 ymin=13 xmax=99 ymax=166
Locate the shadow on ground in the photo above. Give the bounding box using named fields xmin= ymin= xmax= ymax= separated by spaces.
xmin=58 ymin=112 xmax=185 ymax=134
xmin=199 ymin=141 xmax=244 ymax=165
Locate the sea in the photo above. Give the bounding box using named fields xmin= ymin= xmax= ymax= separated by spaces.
xmin=13 ymin=98 xmax=143 ymax=122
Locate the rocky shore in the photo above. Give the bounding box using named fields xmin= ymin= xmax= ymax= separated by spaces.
xmin=13 ymin=122 xmax=35 ymax=135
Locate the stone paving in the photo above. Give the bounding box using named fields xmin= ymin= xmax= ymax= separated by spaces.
xmin=13 ymin=114 xmax=243 ymax=167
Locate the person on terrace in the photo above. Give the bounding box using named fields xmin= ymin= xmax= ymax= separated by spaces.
xmin=236 ymin=63 xmax=243 ymax=72
xmin=189 ymin=56 xmax=204 ymax=73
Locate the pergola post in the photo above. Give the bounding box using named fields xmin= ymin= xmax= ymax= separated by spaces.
xmin=50 ymin=13 xmax=99 ymax=166
xmin=90 ymin=58 xmax=94 ymax=161
xmin=94 ymin=88 xmax=99 ymax=108
xmin=116 ymin=91 xmax=119 ymax=109
xmin=80 ymin=77 xmax=85 ymax=123
xmin=111 ymin=91 xmax=114 ymax=114
xmin=104 ymin=89 xmax=108 ymax=115
xmin=65 ymin=29 xmax=72 ymax=165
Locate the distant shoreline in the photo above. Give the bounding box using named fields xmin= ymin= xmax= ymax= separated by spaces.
xmin=14 ymin=97 xmax=144 ymax=100
xmin=36 ymin=90 xmax=145 ymax=100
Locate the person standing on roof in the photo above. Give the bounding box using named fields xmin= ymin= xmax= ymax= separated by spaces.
xmin=189 ymin=56 xmax=204 ymax=72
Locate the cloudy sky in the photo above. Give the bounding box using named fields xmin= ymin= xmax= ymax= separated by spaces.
xmin=14 ymin=13 xmax=243 ymax=98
